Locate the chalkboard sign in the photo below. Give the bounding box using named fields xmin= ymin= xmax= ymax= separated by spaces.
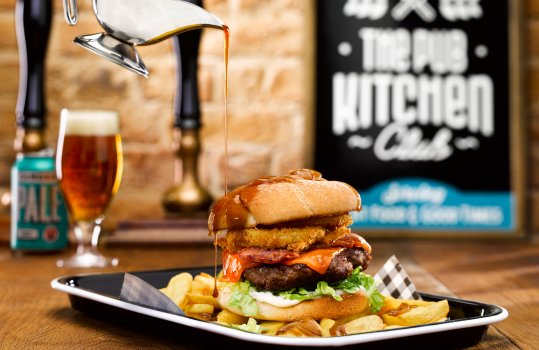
xmin=314 ymin=0 xmax=524 ymax=236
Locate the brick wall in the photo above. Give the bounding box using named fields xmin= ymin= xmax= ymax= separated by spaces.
xmin=0 ymin=0 xmax=309 ymax=227
xmin=0 ymin=0 xmax=537 ymax=237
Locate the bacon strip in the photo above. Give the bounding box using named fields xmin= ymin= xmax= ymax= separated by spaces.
xmin=312 ymin=233 xmax=372 ymax=253
xmin=238 ymin=247 xmax=300 ymax=264
xmin=234 ymin=233 xmax=371 ymax=266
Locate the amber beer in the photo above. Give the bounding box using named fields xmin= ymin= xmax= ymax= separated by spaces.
xmin=56 ymin=111 xmax=123 ymax=222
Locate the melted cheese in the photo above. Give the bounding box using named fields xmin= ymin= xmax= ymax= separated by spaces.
xmin=282 ymin=248 xmax=344 ymax=274
xmin=221 ymin=247 xmax=351 ymax=282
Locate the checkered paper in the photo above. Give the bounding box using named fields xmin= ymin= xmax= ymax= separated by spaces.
xmin=374 ymin=255 xmax=421 ymax=300
xmin=119 ymin=273 xmax=185 ymax=316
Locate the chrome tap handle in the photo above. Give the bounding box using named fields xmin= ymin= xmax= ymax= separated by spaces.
xmin=62 ymin=0 xmax=78 ymax=25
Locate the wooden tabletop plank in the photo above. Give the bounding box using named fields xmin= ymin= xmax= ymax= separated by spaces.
xmin=404 ymin=240 xmax=539 ymax=350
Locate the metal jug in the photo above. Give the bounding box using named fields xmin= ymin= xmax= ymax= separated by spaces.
xmin=61 ymin=0 xmax=224 ymax=77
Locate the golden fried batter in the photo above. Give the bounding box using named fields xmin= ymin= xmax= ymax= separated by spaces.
xmin=318 ymin=226 xmax=351 ymax=244
xmin=218 ymin=225 xmax=351 ymax=253
xmin=263 ymin=214 xmax=353 ymax=229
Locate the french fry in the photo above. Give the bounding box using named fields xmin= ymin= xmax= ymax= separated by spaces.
xmin=384 ymin=325 xmax=402 ymax=330
xmin=199 ymin=272 xmax=212 ymax=278
xmin=259 ymin=321 xmax=287 ymax=336
xmin=185 ymin=303 xmax=215 ymax=320
xmin=381 ymin=300 xmax=449 ymax=327
xmin=195 ymin=273 xmax=216 ymax=287
xmin=192 ymin=279 xmax=213 ymax=296
xmin=402 ymin=299 xmax=437 ymax=307
xmin=335 ymin=309 xmax=372 ymax=326
xmin=162 ymin=272 xmax=193 ymax=310
xmin=216 ymin=309 xmax=249 ymax=325
xmin=378 ymin=296 xmax=434 ymax=315
xmin=319 ymin=318 xmax=336 ymax=337
xmin=186 ymin=293 xmax=220 ymax=307
xmin=277 ymin=319 xmax=323 ymax=337
xmin=185 ymin=303 xmax=214 ymax=314
xmin=344 ymin=315 xmax=385 ymax=335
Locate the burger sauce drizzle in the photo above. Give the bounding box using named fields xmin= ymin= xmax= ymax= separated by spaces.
xmin=212 ymin=25 xmax=230 ymax=299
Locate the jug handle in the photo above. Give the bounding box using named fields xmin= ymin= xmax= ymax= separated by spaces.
xmin=62 ymin=0 xmax=78 ymax=25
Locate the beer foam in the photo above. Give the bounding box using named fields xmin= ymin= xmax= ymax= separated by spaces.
xmin=61 ymin=109 xmax=120 ymax=136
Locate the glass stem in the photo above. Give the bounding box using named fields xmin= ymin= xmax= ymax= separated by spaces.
xmin=74 ymin=220 xmax=100 ymax=254
xmin=91 ymin=224 xmax=101 ymax=248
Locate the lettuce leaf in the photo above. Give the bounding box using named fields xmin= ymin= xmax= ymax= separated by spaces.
xmin=228 ymin=281 xmax=258 ymax=317
xmin=280 ymin=267 xmax=385 ymax=313
xmin=333 ymin=267 xmax=385 ymax=313
xmin=278 ymin=281 xmax=342 ymax=302
xmin=226 ymin=267 xmax=385 ymax=315
xmin=219 ymin=318 xmax=262 ymax=334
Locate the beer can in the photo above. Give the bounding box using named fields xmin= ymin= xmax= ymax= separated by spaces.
xmin=10 ymin=149 xmax=69 ymax=251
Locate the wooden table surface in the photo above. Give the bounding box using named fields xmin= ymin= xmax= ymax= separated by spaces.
xmin=0 ymin=239 xmax=537 ymax=349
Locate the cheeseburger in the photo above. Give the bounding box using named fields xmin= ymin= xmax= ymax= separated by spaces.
xmin=209 ymin=169 xmax=384 ymax=322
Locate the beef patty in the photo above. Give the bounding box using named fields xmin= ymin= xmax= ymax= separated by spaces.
xmin=242 ymin=248 xmax=371 ymax=291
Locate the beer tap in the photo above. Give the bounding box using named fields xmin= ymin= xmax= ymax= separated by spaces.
xmin=2 ymin=0 xmax=51 ymax=215
xmin=163 ymin=20 xmax=213 ymax=214
xmin=15 ymin=0 xmax=52 ymax=153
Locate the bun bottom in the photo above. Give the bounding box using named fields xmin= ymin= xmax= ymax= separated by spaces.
xmin=217 ymin=287 xmax=369 ymax=322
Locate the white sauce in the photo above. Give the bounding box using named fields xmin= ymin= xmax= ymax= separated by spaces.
xmin=249 ymin=290 xmax=302 ymax=307
xmin=249 ymin=286 xmax=366 ymax=307
xmin=336 ymin=286 xmax=365 ymax=296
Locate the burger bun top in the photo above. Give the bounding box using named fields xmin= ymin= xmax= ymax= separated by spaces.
xmin=209 ymin=169 xmax=361 ymax=231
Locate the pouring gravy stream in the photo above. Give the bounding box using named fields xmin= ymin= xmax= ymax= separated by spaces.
xmin=213 ymin=25 xmax=229 ymax=298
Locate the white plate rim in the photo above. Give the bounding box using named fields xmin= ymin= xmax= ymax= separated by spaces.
xmin=51 ymin=276 xmax=508 ymax=347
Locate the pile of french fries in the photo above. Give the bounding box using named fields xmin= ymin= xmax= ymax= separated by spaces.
xmin=160 ymin=271 xmax=450 ymax=337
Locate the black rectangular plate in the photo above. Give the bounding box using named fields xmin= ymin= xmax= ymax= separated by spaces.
xmin=52 ymin=266 xmax=507 ymax=349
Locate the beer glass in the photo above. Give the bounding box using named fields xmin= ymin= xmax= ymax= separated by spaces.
xmin=55 ymin=109 xmax=123 ymax=268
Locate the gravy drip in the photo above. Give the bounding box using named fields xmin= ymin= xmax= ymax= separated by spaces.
xmin=212 ymin=25 xmax=230 ymax=299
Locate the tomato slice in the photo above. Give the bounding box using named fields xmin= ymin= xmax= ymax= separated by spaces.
xmin=221 ymin=250 xmax=260 ymax=282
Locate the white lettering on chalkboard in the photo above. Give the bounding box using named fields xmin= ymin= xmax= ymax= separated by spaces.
xmin=343 ymin=0 xmax=484 ymax=23
xmin=359 ymin=28 xmax=468 ymax=73
xmin=381 ymin=181 xmax=447 ymax=205
xmin=392 ymin=0 xmax=436 ymax=22
xmin=332 ymin=19 xmax=494 ymax=162
xmin=333 ymin=73 xmax=494 ymax=136
xmin=413 ymin=29 xmax=467 ymax=74
xmin=373 ymin=123 xmax=453 ymax=161
xmin=359 ymin=28 xmax=411 ymax=72
xmin=347 ymin=134 xmax=373 ymax=149
xmin=343 ymin=0 xmax=389 ymax=20
xmin=439 ymin=0 xmax=483 ymax=22
xmin=454 ymin=136 xmax=479 ymax=150
xmin=353 ymin=202 xmax=504 ymax=226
